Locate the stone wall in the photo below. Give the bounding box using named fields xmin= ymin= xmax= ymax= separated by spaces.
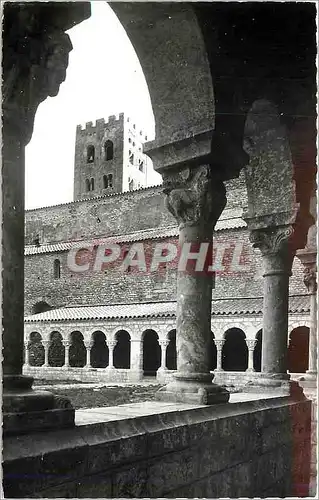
xmin=3 ymin=396 xmax=311 ymax=498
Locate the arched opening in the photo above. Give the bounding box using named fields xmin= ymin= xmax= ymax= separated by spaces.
xmin=104 ymin=140 xmax=114 ymax=161
xmin=91 ymin=331 xmax=109 ymax=368
xmin=222 ymin=328 xmax=248 ymax=371
xmin=166 ymin=329 xmax=177 ymax=370
xmin=114 ymin=330 xmax=131 ymax=368
xmin=53 ymin=259 xmax=61 ymax=279
xmin=48 ymin=331 xmax=65 ymax=367
xmin=69 ymin=331 xmax=86 ymax=367
xmin=87 ymin=144 xmax=95 ymax=163
xmin=103 ymin=173 xmax=113 ymax=189
xmin=142 ymin=329 xmax=161 ymax=376
xmin=85 ymin=178 xmax=91 ymax=192
xmin=90 ymin=177 xmax=95 ymax=191
xmin=288 ymin=326 xmax=310 ymax=373
xmin=32 ymin=301 xmax=51 ymax=314
xmin=253 ymin=329 xmax=262 ymax=372
xmin=28 ymin=332 xmax=44 ymax=366
xmin=210 ymin=332 xmax=217 ymax=371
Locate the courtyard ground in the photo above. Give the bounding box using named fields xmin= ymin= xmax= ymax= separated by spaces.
xmin=33 ymin=378 xmax=163 ymax=409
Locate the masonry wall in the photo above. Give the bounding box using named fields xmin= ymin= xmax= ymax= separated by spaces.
xmin=3 ymin=397 xmax=312 ymax=498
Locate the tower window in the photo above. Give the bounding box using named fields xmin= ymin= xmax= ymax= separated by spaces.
xmin=90 ymin=178 xmax=95 ymax=191
xmin=104 ymin=140 xmax=114 ymax=161
xmin=87 ymin=145 xmax=95 ymax=163
xmin=85 ymin=179 xmax=90 ymax=192
xmin=139 ymin=160 xmax=144 ymax=173
xmin=53 ymin=259 xmax=61 ymax=279
xmin=103 ymin=174 xmax=113 ymax=189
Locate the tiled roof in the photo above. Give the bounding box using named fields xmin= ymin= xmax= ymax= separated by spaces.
xmin=24 ymin=295 xmax=309 ymax=323
xmin=25 ymin=217 xmax=246 ymax=256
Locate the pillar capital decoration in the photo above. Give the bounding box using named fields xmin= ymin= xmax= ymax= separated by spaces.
xmin=3 ymin=12 xmax=72 ymax=145
xmin=303 ymin=266 xmax=317 ymax=294
xmin=84 ymin=340 xmax=93 ymax=350
xmin=214 ymin=339 xmax=225 ymax=349
xmin=162 ymin=165 xmax=226 ymax=229
xmin=250 ymin=225 xmax=296 ymax=275
xmin=246 ymin=339 xmax=257 ymax=351
xmin=62 ymin=339 xmax=71 ymax=348
xmin=107 ymin=340 xmax=117 ymax=349
xmin=159 ymin=339 xmax=170 ymax=348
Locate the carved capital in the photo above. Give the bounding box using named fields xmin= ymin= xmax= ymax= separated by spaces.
xmin=107 ymin=341 xmax=117 ymax=350
xmin=162 ymin=165 xmax=226 ymax=229
xmin=246 ymin=339 xmax=257 ymax=351
xmin=62 ymin=340 xmax=71 ymax=349
xmin=159 ymin=340 xmax=170 ymax=348
xmin=214 ymin=339 xmax=225 ymax=350
xmin=250 ymin=225 xmax=294 ymax=255
xmin=84 ymin=340 xmax=93 ymax=350
xmin=3 ymin=10 xmax=72 ymax=144
xmin=303 ymin=266 xmax=317 ymax=294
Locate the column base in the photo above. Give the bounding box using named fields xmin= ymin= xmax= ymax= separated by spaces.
xmin=244 ymin=373 xmax=305 ymax=399
xmin=3 ymin=375 xmax=75 ymax=436
xmin=156 ymin=372 xmax=230 ymax=405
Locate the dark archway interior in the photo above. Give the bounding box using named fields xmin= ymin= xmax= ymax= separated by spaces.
xmin=253 ymin=329 xmax=262 ymax=372
xmin=69 ymin=331 xmax=86 ymax=367
xmin=114 ymin=330 xmax=131 ymax=368
xmin=166 ymin=330 xmax=177 ymax=370
xmin=288 ymin=326 xmax=309 ymax=373
xmin=143 ymin=330 xmax=161 ymax=376
xmin=222 ymin=328 xmax=248 ymax=371
xmin=28 ymin=332 xmax=44 ymax=366
xmin=91 ymin=331 xmax=109 ymax=368
xmin=32 ymin=301 xmax=51 ymax=314
xmin=48 ymin=332 xmax=64 ymax=367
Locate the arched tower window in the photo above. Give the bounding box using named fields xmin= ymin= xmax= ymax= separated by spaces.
xmin=53 ymin=259 xmax=61 ymax=279
xmin=87 ymin=145 xmax=95 ymax=163
xmin=85 ymin=179 xmax=90 ymax=192
xmin=103 ymin=174 xmax=113 ymax=189
xmin=90 ymin=178 xmax=95 ymax=191
xmin=104 ymin=140 xmax=114 ymax=161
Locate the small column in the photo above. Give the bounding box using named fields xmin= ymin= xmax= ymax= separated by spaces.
xmin=246 ymin=339 xmax=257 ymax=372
xmin=42 ymin=340 xmax=50 ymax=367
xmin=157 ymin=165 xmax=230 ymax=404
xmin=24 ymin=342 xmax=30 ymax=367
xmin=250 ymin=225 xmax=295 ymax=383
xmin=84 ymin=340 xmax=93 ymax=369
xmin=303 ymin=265 xmax=317 ymax=378
xmin=62 ymin=340 xmax=70 ymax=368
xmin=158 ymin=340 xmax=169 ymax=371
xmin=107 ymin=341 xmax=117 ymax=369
xmin=130 ymin=339 xmax=143 ymax=381
xmin=214 ymin=340 xmax=225 ymax=371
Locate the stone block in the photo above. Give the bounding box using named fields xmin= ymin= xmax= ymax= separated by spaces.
xmin=146 ymin=424 xmax=189 ymax=457
xmin=112 ymin=463 xmax=148 ymax=498
xmin=261 ymin=422 xmax=292 ymax=453
xmin=75 ymin=473 xmax=112 ymax=498
xmin=32 ymin=480 xmax=78 ymax=498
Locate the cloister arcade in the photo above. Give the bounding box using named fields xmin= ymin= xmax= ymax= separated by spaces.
xmin=24 ymin=315 xmax=311 ymax=385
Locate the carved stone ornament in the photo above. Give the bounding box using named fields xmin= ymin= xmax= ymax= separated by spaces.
xmin=249 ymin=225 xmax=295 ymax=255
xmin=162 ymin=165 xmax=226 ymax=228
xmin=3 ymin=9 xmax=73 ymax=144
xmin=303 ymin=266 xmax=317 ymax=294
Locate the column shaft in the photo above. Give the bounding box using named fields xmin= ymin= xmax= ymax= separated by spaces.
xmin=43 ymin=341 xmax=50 ymax=367
xmin=85 ymin=345 xmax=92 ymax=368
xmin=24 ymin=343 xmax=30 ymax=366
xmin=130 ymin=340 xmax=143 ymax=371
xmin=63 ymin=343 xmax=70 ymax=368
xmin=215 ymin=341 xmax=224 ymax=371
xmin=246 ymin=340 xmax=256 ymax=372
xmin=308 ymin=292 xmax=317 ymax=374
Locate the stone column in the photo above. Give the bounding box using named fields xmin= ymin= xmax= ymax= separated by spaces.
xmin=24 ymin=342 xmax=30 ymax=367
xmin=246 ymin=339 xmax=257 ymax=372
xmin=158 ymin=340 xmax=169 ymax=371
xmin=249 ymin=225 xmax=295 ymax=384
xmin=157 ymin=165 xmax=229 ymax=404
xmin=107 ymin=341 xmax=117 ymax=369
xmin=214 ymin=340 xmax=225 ymax=371
xmin=43 ymin=340 xmax=50 ymax=367
xmin=303 ymin=264 xmax=317 ymax=378
xmin=1 ymin=3 xmax=90 ymax=435
xmin=63 ymin=340 xmax=70 ymax=368
xmin=130 ymin=339 xmax=143 ymax=381
xmin=84 ymin=341 xmax=93 ymax=369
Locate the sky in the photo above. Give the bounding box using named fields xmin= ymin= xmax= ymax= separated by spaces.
xmin=25 ymin=2 xmax=162 ymax=210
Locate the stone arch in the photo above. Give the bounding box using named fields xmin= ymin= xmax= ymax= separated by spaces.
xmin=288 ymin=326 xmax=310 ymax=373
xmin=28 ymin=331 xmax=44 ymax=366
xmin=142 ymin=329 xmax=161 ymax=376
xmin=222 ymin=324 xmax=246 ymax=339
xmin=166 ymin=329 xmax=176 ymax=370
xmin=289 ymin=320 xmax=311 ymax=332
xmin=69 ymin=331 xmax=86 ymax=367
xmin=253 ymin=329 xmax=262 ymax=372
xmin=222 ymin=327 xmax=248 ymax=371
xmin=91 ymin=331 xmax=109 ymax=368
xmin=48 ymin=331 xmax=65 ymax=367
xmin=32 ymin=301 xmax=51 ymax=314
xmin=114 ymin=330 xmax=131 ymax=369
xmin=110 ymin=3 xmax=214 ymax=146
